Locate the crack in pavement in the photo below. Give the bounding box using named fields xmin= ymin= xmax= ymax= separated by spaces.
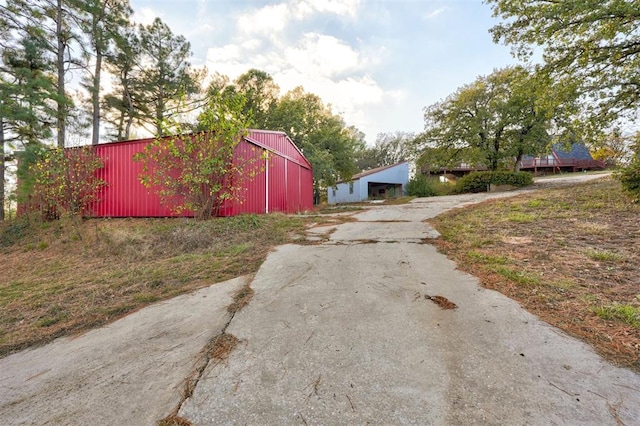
xmin=162 ymin=283 xmax=255 ymax=422
xmin=177 ymin=173 xmax=640 ymax=424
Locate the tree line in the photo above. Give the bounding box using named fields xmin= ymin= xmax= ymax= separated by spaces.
xmin=2 ymin=0 xmax=413 ymax=220
xmin=418 ymin=1 xmax=640 ymax=176
xmin=4 ymin=1 xmax=639 ymax=220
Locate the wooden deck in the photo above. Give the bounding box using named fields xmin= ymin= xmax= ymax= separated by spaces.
xmin=519 ymin=158 xmax=605 ymax=173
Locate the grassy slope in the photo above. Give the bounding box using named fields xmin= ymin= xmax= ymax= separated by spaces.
xmin=0 ymin=214 xmax=308 ymax=356
xmin=430 ymin=177 xmax=640 ymax=370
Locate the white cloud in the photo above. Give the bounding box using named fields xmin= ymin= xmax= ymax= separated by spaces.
xmin=424 ymin=7 xmax=446 ymax=20
xmin=237 ymin=0 xmax=361 ymax=36
xmin=241 ymin=39 xmax=263 ymax=51
xmin=185 ymin=23 xmax=216 ymax=42
xmin=284 ymin=33 xmax=362 ymax=78
xmin=132 ymin=7 xmax=159 ymax=26
xmin=202 ymin=0 xmax=400 ymax=142
xmin=237 ymin=3 xmax=291 ymax=36
xmin=205 ymin=31 xmax=394 ymax=141
xmin=301 ymin=0 xmax=360 ymax=18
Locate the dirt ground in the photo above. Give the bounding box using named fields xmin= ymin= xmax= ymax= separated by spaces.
xmin=430 ymin=177 xmax=640 ymax=370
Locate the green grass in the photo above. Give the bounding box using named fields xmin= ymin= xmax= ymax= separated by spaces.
xmin=495 ymin=266 xmax=542 ymax=286
xmin=585 ymin=249 xmax=625 ymax=262
xmin=507 ymin=212 xmax=536 ymax=223
xmin=526 ymin=199 xmax=547 ymax=208
xmin=593 ymin=304 xmax=640 ymax=328
xmin=468 ymin=250 xmax=509 ymax=265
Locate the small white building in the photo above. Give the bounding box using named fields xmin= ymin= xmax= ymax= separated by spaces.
xmin=328 ymin=161 xmax=409 ymax=204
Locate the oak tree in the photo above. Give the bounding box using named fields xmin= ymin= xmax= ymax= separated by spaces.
xmin=488 ymin=0 xmax=640 ymax=122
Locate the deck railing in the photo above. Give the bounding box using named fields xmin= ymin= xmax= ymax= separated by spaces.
xmin=519 ymin=158 xmax=605 ymax=170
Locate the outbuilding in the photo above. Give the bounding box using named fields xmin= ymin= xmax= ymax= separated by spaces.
xmin=91 ymin=129 xmax=313 ymax=217
xmin=327 ymin=161 xmax=409 ymax=204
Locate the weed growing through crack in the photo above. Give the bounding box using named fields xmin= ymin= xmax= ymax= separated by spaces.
xmin=228 ymin=285 xmax=254 ymax=315
xmin=208 ymin=333 xmax=239 ymax=361
xmin=158 ymin=415 xmax=193 ymax=426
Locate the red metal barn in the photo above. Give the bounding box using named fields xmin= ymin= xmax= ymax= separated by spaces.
xmin=91 ymin=130 xmax=313 ymax=217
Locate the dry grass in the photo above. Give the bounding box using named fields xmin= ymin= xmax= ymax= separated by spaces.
xmin=382 ymin=196 xmax=415 ymax=205
xmin=158 ymin=415 xmax=193 ymax=426
xmin=228 ymin=285 xmax=254 ymax=315
xmin=0 ymin=213 xmax=307 ymax=357
xmin=430 ymin=177 xmax=640 ymax=371
xmin=425 ymin=294 xmax=458 ymax=310
xmin=208 ymin=332 xmax=239 ymax=361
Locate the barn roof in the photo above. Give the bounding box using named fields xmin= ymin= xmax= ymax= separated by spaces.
xmin=97 ymin=129 xmax=312 ymax=170
xmin=244 ymin=129 xmax=312 ymax=169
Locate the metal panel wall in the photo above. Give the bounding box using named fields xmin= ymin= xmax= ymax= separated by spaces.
xmin=90 ymin=131 xmax=312 ymax=217
xmin=287 ymin=161 xmax=301 ymax=212
xmin=247 ymin=130 xmax=311 ymax=169
xmin=220 ymin=140 xmax=268 ymax=216
xmin=268 ymin=155 xmax=287 ymax=213
xmin=93 ymin=140 xmax=181 ymax=217
xmin=300 ymin=166 xmax=314 ymax=211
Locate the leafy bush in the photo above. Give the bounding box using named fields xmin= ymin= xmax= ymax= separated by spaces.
xmin=0 ymin=220 xmax=30 ymax=247
xmin=20 ymin=146 xmax=106 ymax=220
xmin=406 ymin=175 xmax=437 ymax=197
xmin=615 ymin=160 xmax=640 ymax=202
xmin=455 ymin=171 xmax=533 ymax=194
xmin=134 ymin=94 xmax=257 ymax=220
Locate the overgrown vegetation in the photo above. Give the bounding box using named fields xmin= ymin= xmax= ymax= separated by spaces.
xmin=0 ymin=214 xmax=309 ymax=357
xmin=430 ymin=177 xmax=640 ymax=370
xmin=406 ymin=175 xmax=452 ymax=197
xmin=18 ymin=146 xmax=106 ymax=220
xmin=454 ymin=170 xmax=533 ymax=193
xmin=615 ymin=159 xmax=640 ymax=203
xmin=134 ymin=93 xmax=259 ymax=220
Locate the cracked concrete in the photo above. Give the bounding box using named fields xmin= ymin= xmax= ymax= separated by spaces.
xmin=0 ymin=276 xmax=247 ymax=425
xmin=2 ymin=172 xmax=636 ymax=425
xmin=179 ymin=173 xmax=640 ymax=425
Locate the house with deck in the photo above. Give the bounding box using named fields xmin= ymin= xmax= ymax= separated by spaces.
xmin=519 ymin=143 xmax=605 ymax=175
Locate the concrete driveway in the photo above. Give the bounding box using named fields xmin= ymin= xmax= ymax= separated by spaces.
xmin=0 ymin=277 xmax=248 ymax=425
xmin=178 ymin=173 xmax=640 ymax=425
xmin=2 ymin=173 xmax=638 ymax=425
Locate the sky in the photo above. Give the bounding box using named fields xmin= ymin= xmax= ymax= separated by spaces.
xmin=129 ymin=0 xmax=519 ymax=145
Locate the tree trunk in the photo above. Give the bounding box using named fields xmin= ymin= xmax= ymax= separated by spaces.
xmin=0 ymin=117 xmax=5 ymax=221
xmin=491 ymin=129 xmax=503 ymax=171
xmin=116 ymin=104 xmax=125 ymax=140
xmin=91 ymin=52 xmax=102 ymax=145
xmin=156 ymin=97 xmax=164 ymax=136
xmin=56 ymin=0 xmax=66 ymax=148
xmin=124 ymin=83 xmax=135 ymax=139
xmin=514 ymin=154 xmax=523 ymax=172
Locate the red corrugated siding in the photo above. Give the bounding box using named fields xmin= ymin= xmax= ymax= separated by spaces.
xmin=246 ymin=130 xmax=311 ymax=169
xmin=90 ymin=131 xmax=312 ymax=217
xmin=92 ymin=140 xmax=186 ymax=217
xmin=219 ymin=139 xmax=268 ymax=216
xmin=300 ymin=167 xmax=314 ymax=211
xmin=286 ymin=161 xmax=299 ymax=211
xmin=267 ymin=155 xmax=284 ymax=213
